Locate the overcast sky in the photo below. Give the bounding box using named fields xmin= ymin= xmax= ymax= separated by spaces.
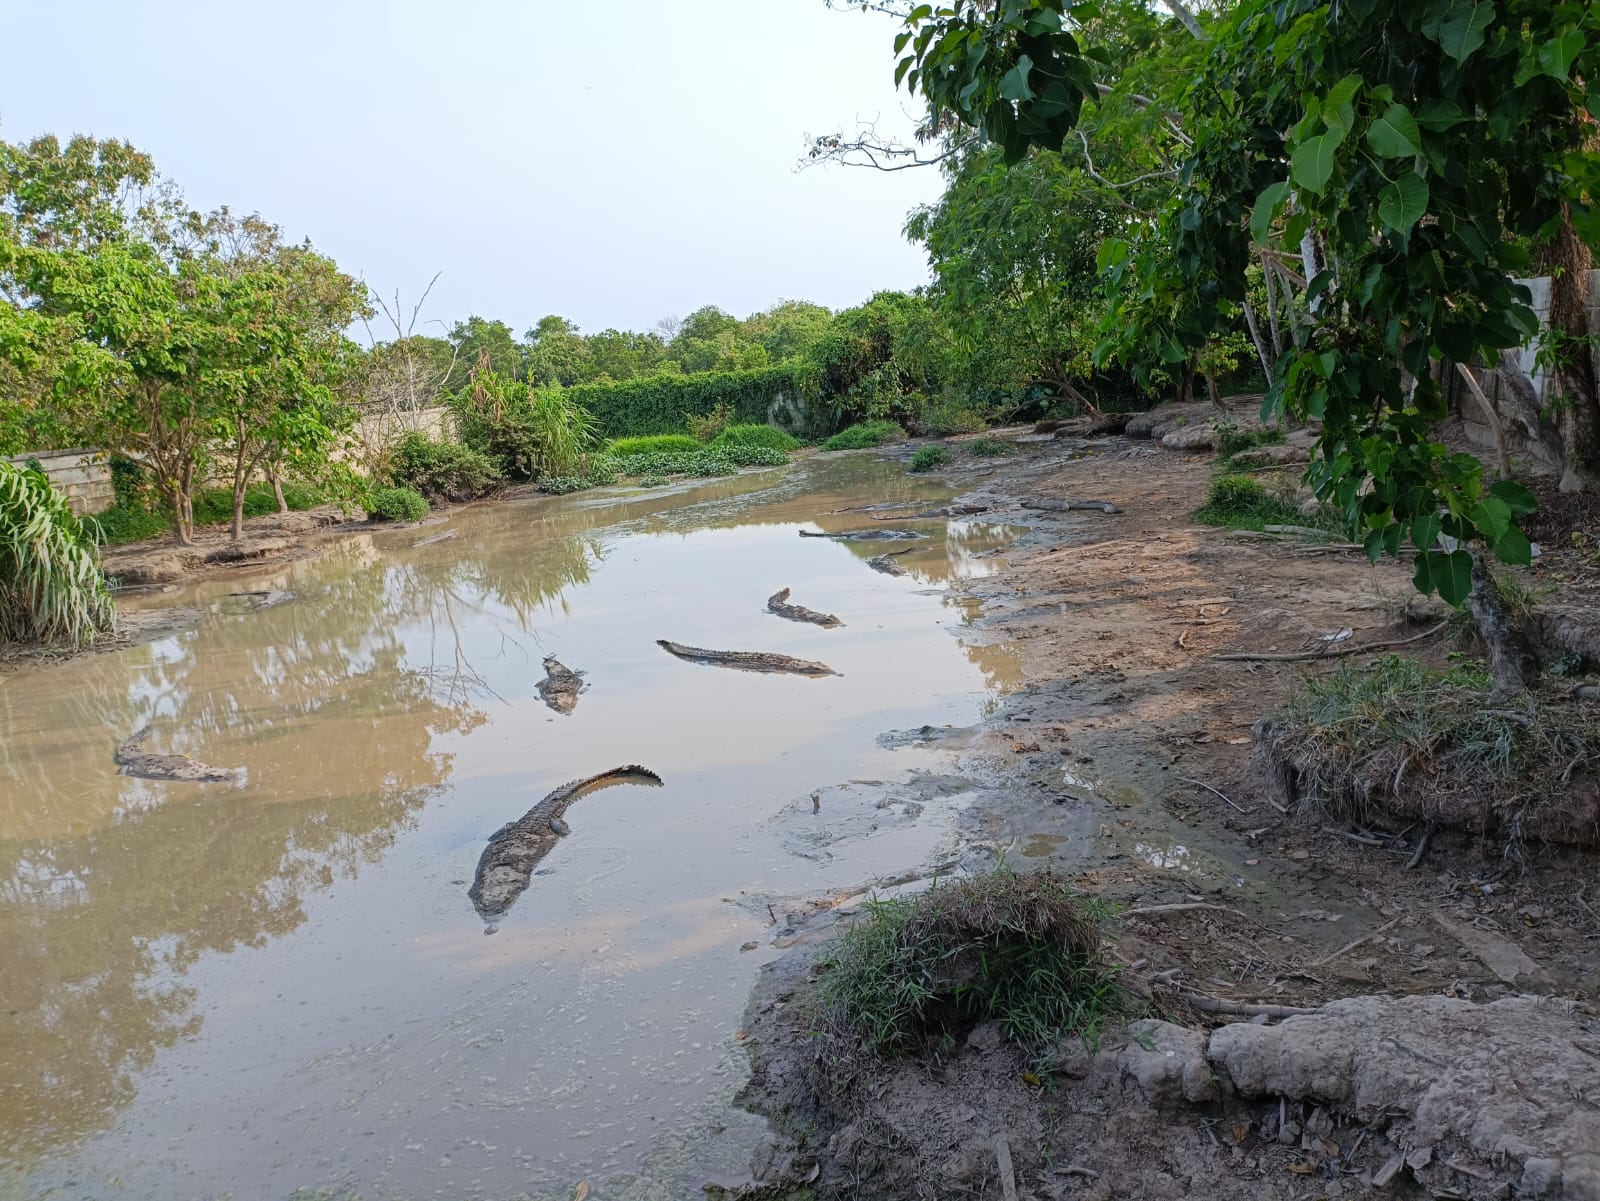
xmin=3 ymin=0 xmax=940 ymax=339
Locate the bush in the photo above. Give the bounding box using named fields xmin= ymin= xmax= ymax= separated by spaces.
xmin=364 ymin=486 xmax=430 ymax=522
xmin=608 ymin=434 xmax=702 ymax=457
xmin=965 ymin=436 xmax=1013 ymax=457
xmin=610 ymin=444 xmax=788 ymax=478
xmin=1213 ymin=419 xmax=1286 ymax=458
xmin=822 ymin=420 xmax=905 ymax=451
xmin=922 ymin=401 xmax=989 ymax=436
xmin=910 ymin=446 xmax=952 ymax=472
xmin=388 ymin=432 xmax=502 ymax=501
xmin=455 ymin=369 xmax=598 ymax=482
xmin=1 ymin=461 xmax=116 ymax=646
xmin=539 ymin=476 xmax=592 ymax=495
xmin=566 ymin=364 xmax=804 ymax=440
xmin=1193 ymin=472 xmax=1313 ymax=532
xmin=685 ymin=401 xmax=735 ymax=442
xmin=711 ymin=423 xmax=801 ymax=452
xmin=818 ymin=869 xmax=1121 ymax=1062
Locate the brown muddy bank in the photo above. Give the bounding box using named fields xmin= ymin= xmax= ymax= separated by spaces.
xmin=729 ymin=412 xmax=1600 ymax=1201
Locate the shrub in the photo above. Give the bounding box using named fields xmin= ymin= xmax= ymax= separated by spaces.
xmin=539 ymin=476 xmax=592 ymax=495
xmin=388 ymin=432 xmax=502 ymax=501
xmin=685 ymin=401 xmax=736 ymax=442
xmin=364 ymin=486 xmax=429 ymax=522
xmin=711 ymin=423 xmax=801 ymax=452
xmin=822 ymin=420 xmax=905 ymax=451
xmin=565 ymin=365 xmax=804 ymax=440
xmin=965 ymin=436 xmax=1013 ymax=457
xmin=608 ymin=434 xmax=702 ymax=457
xmin=818 ymin=869 xmax=1121 ymax=1063
xmin=910 ymin=446 xmax=952 ymax=472
xmin=1193 ymin=472 xmax=1310 ymax=532
xmin=922 ymin=401 xmax=989 ymax=436
xmin=1 ymin=461 xmax=116 ymax=647
xmin=638 ymin=474 xmax=668 ymax=487
xmin=455 ymin=369 xmax=598 ymax=482
xmin=1213 ymin=419 xmax=1286 ymax=458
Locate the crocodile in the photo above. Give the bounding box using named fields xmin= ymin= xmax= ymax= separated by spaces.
xmin=537 ymin=656 xmax=586 ymax=714
xmin=656 ymin=640 xmax=837 ymax=677
xmin=468 ymin=765 xmax=663 ymax=931
xmin=866 ymin=548 xmax=914 ymax=576
xmin=766 ymin=588 xmax=842 ymax=629
xmin=114 ymin=725 xmax=241 ymax=784
xmin=798 ymin=528 xmax=928 ymax=542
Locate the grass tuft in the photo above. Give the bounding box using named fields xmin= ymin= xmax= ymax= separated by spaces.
xmin=1194 ymin=473 xmax=1326 ymax=532
xmin=822 ymin=420 xmax=905 ymax=451
xmin=965 ymin=436 xmax=1014 ymax=458
xmin=909 ymin=446 xmax=952 ymax=473
xmin=814 ymin=868 xmax=1123 ymax=1091
xmin=607 ymin=434 xmax=703 ymax=457
xmin=0 ymin=462 xmax=116 ymax=646
xmin=1259 ymin=655 xmax=1600 ymax=846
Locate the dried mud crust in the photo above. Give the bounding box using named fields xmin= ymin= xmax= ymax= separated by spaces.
xmin=739 ymin=419 xmax=1600 ymax=1201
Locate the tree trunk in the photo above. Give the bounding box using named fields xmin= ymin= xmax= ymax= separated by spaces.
xmin=1241 ymin=297 xmax=1274 ymax=382
xmin=1206 ymin=371 xmax=1224 ymax=411
xmin=269 ymin=466 xmax=288 ymax=513
xmin=1544 ymin=204 xmax=1600 ymax=492
xmin=1467 ymin=551 xmax=1530 ymax=699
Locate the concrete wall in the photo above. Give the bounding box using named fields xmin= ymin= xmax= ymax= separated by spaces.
xmin=5 ymin=448 xmax=114 ymax=515
xmin=1449 ymin=269 xmax=1600 ymax=476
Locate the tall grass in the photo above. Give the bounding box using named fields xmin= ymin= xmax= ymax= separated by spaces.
xmin=0 ymin=462 xmax=116 ymax=647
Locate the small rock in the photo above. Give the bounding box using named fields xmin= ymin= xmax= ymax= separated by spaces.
xmin=1406 ymin=1146 xmax=1433 ymax=1171
xmin=1116 ymin=1020 xmax=1219 ymax=1104
xmin=1373 ymin=1152 xmax=1406 ymax=1187
xmin=1278 ymin=1121 xmax=1302 ymax=1147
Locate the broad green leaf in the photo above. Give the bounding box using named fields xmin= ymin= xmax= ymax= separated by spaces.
xmin=1493 ymin=526 xmax=1532 ymax=566
xmin=1413 ymin=548 xmax=1474 ymax=606
xmin=1290 ymin=132 xmax=1339 ymax=195
xmin=1378 ymin=174 xmax=1430 ymax=233
xmin=999 ymin=55 xmax=1035 ymax=101
xmin=1539 ymin=28 xmax=1585 ymax=80
xmin=1468 ymin=495 xmax=1512 ymax=540
xmin=1414 ymin=99 xmax=1465 ymax=131
xmin=1424 ymin=0 xmax=1496 ymax=65
xmin=1410 ymin=512 xmax=1442 ymax=550
xmin=1488 ymin=479 xmax=1538 ymax=516
xmin=1366 ymin=103 xmax=1424 ymax=158
xmin=1251 ymin=181 xmax=1290 ymax=243
xmin=1322 ymin=74 xmax=1363 ymax=134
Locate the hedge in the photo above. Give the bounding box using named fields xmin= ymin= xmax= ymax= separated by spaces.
xmin=566 ymin=365 xmax=809 ymax=439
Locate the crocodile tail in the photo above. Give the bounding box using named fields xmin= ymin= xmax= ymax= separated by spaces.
xmin=566 ymin=765 xmax=664 ymax=799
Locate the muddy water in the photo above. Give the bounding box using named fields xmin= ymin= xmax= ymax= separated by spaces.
xmin=0 ymin=454 xmax=1022 ymax=1201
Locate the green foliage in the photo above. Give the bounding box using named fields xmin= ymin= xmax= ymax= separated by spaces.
xmin=0 ymin=460 xmax=116 ymax=646
xmin=565 ymin=365 xmax=804 ymax=440
xmin=804 ymin=292 xmax=943 ymax=432
xmin=387 ymin=432 xmax=502 ymax=502
xmin=820 ymin=869 xmax=1121 ymax=1057
xmin=966 ymin=437 xmax=1014 ymax=458
xmin=822 ymin=420 xmax=905 ymax=451
xmin=685 ymin=400 xmax=736 ymax=442
xmin=910 ymin=446 xmax=952 ymax=473
xmin=921 ymin=400 xmax=990 ymax=436
xmin=606 ymin=434 xmax=703 ymax=457
xmin=710 ymin=423 xmax=800 ymax=452
xmin=364 ymin=486 xmax=429 ymax=523
xmin=609 ymin=443 xmax=790 ymax=479
xmin=538 ymin=475 xmax=594 ymax=496
xmin=1194 ymin=473 xmax=1308 ymax=532
xmin=90 ymin=474 xmax=326 ymax=546
xmin=454 ymin=366 xmax=598 ymax=482
xmin=1214 ymin=421 xmax=1285 ymax=458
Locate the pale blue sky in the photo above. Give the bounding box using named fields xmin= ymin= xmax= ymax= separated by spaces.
xmin=3 ymin=0 xmax=939 ymax=337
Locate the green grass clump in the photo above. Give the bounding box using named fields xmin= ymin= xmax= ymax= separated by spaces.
xmin=1263 ymin=656 xmax=1600 ymax=845
xmin=822 ymin=420 xmax=905 ymax=451
xmin=910 ymin=446 xmax=952 ymax=473
xmin=819 ymin=869 xmax=1122 ymax=1062
xmin=610 ymin=444 xmax=787 ymax=479
xmin=1213 ymin=420 xmax=1285 ymax=458
xmin=607 ymin=434 xmax=703 ymax=457
xmin=0 ymin=461 xmax=116 ymax=647
xmin=1194 ymin=473 xmax=1310 ymax=531
xmin=965 ymin=436 xmax=1014 ymax=458
xmin=711 ymin=423 xmax=801 ymax=452
xmin=364 ymin=486 xmax=429 ymax=522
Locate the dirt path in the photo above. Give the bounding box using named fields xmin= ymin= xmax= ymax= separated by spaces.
xmin=736 ymin=422 xmax=1600 ymax=1201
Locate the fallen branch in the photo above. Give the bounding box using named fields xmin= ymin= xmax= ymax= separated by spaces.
xmin=993 ymin=1135 xmax=1019 ymax=1201
xmin=1176 ymin=994 xmax=1318 ymax=1018
xmin=1125 ymin=902 xmax=1248 ymax=919
xmin=1175 ymin=774 xmax=1247 ymax=813
xmin=1307 ymin=916 xmax=1401 ymax=968
xmin=1407 ymin=826 xmax=1433 ymax=869
xmin=1322 ymin=825 xmax=1386 ymax=847
xmin=1214 ymin=623 xmax=1445 ymax=662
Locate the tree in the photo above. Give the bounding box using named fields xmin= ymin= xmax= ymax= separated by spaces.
xmin=442 ymin=316 xmax=522 ymax=392
xmin=884 ymin=0 xmax=1600 ymax=692
xmin=742 ymin=300 xmax=835 ymax=362
xmin=524 ymin=314 xmax=592 ymax=386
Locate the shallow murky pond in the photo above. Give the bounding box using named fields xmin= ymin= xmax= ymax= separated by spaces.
xmin=0 ymin=454 xmax=1021 ymax=1201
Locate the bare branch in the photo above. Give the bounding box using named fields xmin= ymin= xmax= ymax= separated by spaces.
xmin=1071 ymin=130 xmax=1179 ymax=192
xmin=802 ymin=118 xmax=972 ymax=172
xmin=1163 ymin=0 xmax=1210 ymax=41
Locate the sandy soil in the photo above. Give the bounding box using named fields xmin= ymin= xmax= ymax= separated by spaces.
xmin=735 ymin=410 xmax=1600 ymax=1201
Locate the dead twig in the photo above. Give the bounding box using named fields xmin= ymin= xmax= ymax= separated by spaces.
xmin=1322 ymin=825 xmax=1386 ymax=847
xmin=1407 ymin=826 xmax=1433 ymax=869
xmin=1125 ymin=902 xmax=1249 ymax=919
xmin=1215 ymin=623 xmax=1445 ymax=662
xmin=1307 ymin=915 xmax=1401 ymax=968
xmin=1175 ymin=993 xmax=1318 ymax=1018
xmin=993 ymin=1134 xmax=1019 ymax=1201
xmin=1175 ymin=774 xmax=1247 ymax=813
